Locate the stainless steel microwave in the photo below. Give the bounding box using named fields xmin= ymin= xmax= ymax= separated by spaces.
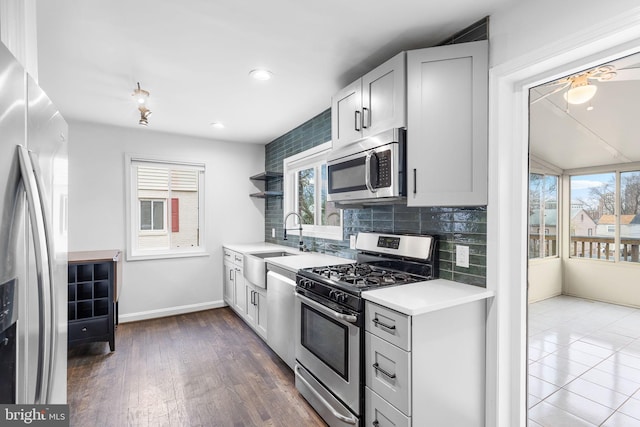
xmin=327 ymin=128 xmax=406 ymax=204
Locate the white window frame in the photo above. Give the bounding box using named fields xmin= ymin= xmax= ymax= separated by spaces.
xmin=566 ymin=161 xmax=640 ymax=263
xmin=125 ymin=154 xmax=207 ymax=261
xmin=283 ymin=142 xmax=343 ymax=241
xmin=529 ymin=157 xmax=561 ymax=260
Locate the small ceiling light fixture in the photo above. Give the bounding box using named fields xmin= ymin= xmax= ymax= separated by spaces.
xmin=249 ymin=69 xmax=273 ymax=81
xmin=563 ymin=74 xmax=598 ymax=105
xmin=210 ymin=122 xmax=225 ymax=129
xmin=132 ymin=82 xmax=152 ymax=126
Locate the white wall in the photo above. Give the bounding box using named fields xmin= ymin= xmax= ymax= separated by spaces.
xmin=527 ymin=258 xmax=562 ymax=303
xmin=68 ymin=120 xmax=265 ymax=321
xmin=488 ymin=2 xmax=640 ymax=426
xmin=490 ymin=0 xmax=640 ymax=69
xmin=564 ymin=259 xmax=640 ymax=308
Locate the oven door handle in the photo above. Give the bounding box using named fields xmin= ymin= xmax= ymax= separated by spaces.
xmin=294 ymin=365 xmax=358 ymax=425
xmin=294 ymin=292 xmax=358 ymax=324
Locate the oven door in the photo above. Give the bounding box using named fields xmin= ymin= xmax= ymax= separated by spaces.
xmin=294 ymin=291 xmax=360 ymax=416
xmin=327 ymin=142 xmax=402 ymax=203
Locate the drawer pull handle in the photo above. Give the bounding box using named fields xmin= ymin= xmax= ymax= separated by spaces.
xmin=372 ymin=363 xmax=396 ymax=379
xmin=372 ymin=318 xmax=396 ymax=332
xmin=81 ymin=327 xmax=87 ymax=332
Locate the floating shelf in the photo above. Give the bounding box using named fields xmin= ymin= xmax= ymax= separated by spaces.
xmin=250 ymin=171 xmax=283 ymax=181
xmin=250 ymin=191 xmax=283 ymax=198
xmin=250 ymin=172 xmax=283 ymax=198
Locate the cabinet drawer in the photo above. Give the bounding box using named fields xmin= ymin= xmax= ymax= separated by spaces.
xmin=365 ymin=332 xmax=411 ymax=416
xmin=365 ymin=301 xmax=411 ymax=351
xmin=223 ymin=248 xmax=243 ymax=267
xmin=69 ymin=318 xmax=108 ymax=341
xmin=365 ymin=386 xmax=410 ymax=427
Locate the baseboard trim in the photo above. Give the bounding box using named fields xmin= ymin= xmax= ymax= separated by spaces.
xmin=119 ymin=300 xmax=227 ymax=323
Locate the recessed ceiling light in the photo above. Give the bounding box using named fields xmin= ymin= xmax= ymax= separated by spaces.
xmin=249 ymin=69 xmax=273 ymax=81
xmin=210 ymin=122 xmax=224 ymax=129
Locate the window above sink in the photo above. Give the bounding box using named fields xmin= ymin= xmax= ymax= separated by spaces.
xmin=283 ymin=142 xmax=343 ymax=241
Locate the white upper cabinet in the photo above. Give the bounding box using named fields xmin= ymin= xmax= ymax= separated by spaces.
xmin=406 ymin=41 xmax=488 ymax=206
xmin=332 ymin=52 xmax=406 ymax=148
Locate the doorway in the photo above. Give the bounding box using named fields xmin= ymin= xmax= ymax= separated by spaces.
xmin=526 ymin=53 xmax=640 ymax=425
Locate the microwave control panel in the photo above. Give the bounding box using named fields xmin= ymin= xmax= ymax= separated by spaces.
xmin=374 ymin=149 xmax=391 ymax=188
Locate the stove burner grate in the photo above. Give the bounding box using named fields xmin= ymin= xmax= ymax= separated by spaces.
xmin=307 ymin=263 xmax=422 ymax=288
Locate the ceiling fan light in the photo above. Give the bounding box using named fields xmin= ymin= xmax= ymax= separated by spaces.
xmin=564 ymin=82 xmax=598 ymax=105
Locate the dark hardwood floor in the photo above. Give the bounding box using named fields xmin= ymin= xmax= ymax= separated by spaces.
xmin=67 ymin=307 xmax=327 ymax=427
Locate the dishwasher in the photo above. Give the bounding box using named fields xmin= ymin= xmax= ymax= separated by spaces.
xmin=266 ymin=265 xmax=296 ymax=369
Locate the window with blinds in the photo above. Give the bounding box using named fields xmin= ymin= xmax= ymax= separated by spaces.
xmin=127 ymin=156 xmax=206 ymax=260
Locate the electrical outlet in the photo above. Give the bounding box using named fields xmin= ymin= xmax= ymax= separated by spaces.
xmin=349 ymin=235 xmax=357 ymax=249
xmin=271 ymin=228 xmax=275 ymax=238
xmin=456 ymin=245 xmax=470 ymax=268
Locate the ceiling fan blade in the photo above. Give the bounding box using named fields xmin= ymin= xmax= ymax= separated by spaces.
xmin=610 ymin=67 xmax=640 ymax=81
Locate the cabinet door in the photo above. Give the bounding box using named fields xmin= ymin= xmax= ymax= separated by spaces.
xmin=254 ymin=288 xmax=267 ymax=339
xmin=407 ymin=41 xmax=488 ymax=206
xmin=331 ymin=79 xmax=362 ymax=148
xmin=245 ymin=287 xmax=257 ymax=325
xmin=223 ymin=259 xmax=234 ymax=305
xmin=233 ymin=267 xmax=247 ymax=316
xmin=361 ymin=52 xmax=406 ymax=138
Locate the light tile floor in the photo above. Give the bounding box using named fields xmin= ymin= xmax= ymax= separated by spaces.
xmin=528 ymin=295 xmax=640 ymax=426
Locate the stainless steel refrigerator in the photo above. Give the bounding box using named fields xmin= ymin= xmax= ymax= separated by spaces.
xmin=0 ymin=41 xmax=68 ymax=404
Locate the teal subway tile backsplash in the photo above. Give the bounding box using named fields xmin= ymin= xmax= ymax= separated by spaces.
xmin=263 ymin=107 xmax=488 ymax=287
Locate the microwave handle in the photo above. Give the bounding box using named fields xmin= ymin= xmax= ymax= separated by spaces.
xmin=365 ymin=150 xmax=378 ymax=193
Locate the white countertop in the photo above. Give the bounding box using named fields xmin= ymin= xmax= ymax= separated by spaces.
xmin=362 ymin=278 xmax=494 ymax=316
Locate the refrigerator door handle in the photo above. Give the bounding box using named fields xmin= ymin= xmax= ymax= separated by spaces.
xmin=17 ymin=145 xmax=53 ymax=404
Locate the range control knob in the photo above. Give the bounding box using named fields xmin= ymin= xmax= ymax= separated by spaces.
xmin=299 ymin=279 xmax=314 ymax=290
xmin=328 ymin=290 xmax=347 ymax=303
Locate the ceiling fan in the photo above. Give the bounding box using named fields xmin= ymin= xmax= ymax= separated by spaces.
xmin=530 ymin=65 xmax=618 ymax=105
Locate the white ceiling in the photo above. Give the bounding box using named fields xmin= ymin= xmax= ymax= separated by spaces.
xmin=530 ymin=54 xmax=640 ymax=171
xmin=35 ymin=0 xmax=512 ymax=145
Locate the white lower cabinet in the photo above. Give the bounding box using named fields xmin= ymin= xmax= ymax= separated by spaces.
xmin=364 ymin=299 xmax=486 ymax=427
xmin=365 ymin=386 xmax=410 ymax=427
xmin=223 ymin=248 xmax=244 ymax=308
xmin=365 ymin=333 xmax=411 ymax=415
xmin=245 ymin=284 xmax=267 ymax=340
xmin=223 ymin=258 xmax=235 ymax=305
xmin=233 ymin=266 xmax=247 ymax=314
xmin=223 ymin=247 xmax=268 ymax=342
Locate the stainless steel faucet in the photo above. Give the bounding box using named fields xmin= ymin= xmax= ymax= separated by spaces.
xmin=283 ymin=211 xmax=304 ymax=251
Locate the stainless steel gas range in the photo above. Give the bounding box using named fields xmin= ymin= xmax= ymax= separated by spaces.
xmin=293 ymin=232 xmax=437 ymax=427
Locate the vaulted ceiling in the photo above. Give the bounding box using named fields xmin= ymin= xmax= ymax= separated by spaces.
xmin=529 ymin=53 xmax=640 ymax=170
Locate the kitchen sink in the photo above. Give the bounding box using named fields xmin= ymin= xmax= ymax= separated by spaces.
xmin=249 ymin=251 xmax=298 ymax=259
xmin=244 ymin=250 xmax=299 ymax=288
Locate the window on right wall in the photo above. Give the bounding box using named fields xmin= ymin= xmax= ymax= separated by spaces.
xmin=283 ymin=142 xmax=343 ymax=241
